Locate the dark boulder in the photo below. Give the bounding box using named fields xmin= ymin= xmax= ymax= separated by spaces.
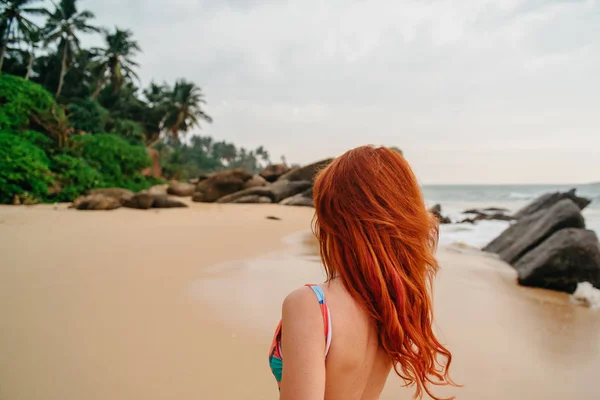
xmin=194 ymin=169 xmax=253 ymax=202
xmin=280 ymin=188 xmax=314 ymax=207
xmin=514 ymin=228 xmax=600 ymax=293
xmin=73 ymin=194 xmax=121 ymax=210
xmin=483 ymin=199 xmax=585 ymax=264
xmin=259 ymin=164 xmax=290 ymax=183
xmin=167 ymin=181 xmax=196 ymax=197
xmin=230 ymin=195 xmax=272 ymax=204
xmin=278 ymin=159 xmax=333 ymax=182
xmin=124 ymin=192 xmax=154 ymax=209
xmin=124 ymin=193 xmax=188 ymax=209
xmin=243 ymin=174 xmax=268 ymax=189
xmin=513 ymin=189 xmax=591 ymax=219
xmin=216 ymin=180 xmax=312 ymax=204
xmin=88 ymin=188 xmax=134 ymax=204
xmin=151 ymin=195 xmax=188 ymax=208
xmin=430 ymin=204 xmax=451 ymax=224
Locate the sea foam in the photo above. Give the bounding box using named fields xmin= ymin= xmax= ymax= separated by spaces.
xmin=570 ymin=282 xmax=600 ymax=309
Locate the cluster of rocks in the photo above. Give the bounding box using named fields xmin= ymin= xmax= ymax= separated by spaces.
xmin=482 ymin=189 xmax=600 ymax=294
xmin=429 ymin=204 xmax=514 ymax=225
xmin=71 ymin=159 xmax=333 ymax=211
xmin=190 ymin=159 xmax=332 ymax=206
xmin=72 ymin=187 xmax=188 ymax=210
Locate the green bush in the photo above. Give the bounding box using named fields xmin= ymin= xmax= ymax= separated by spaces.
xmin=0 ymin=132 xmax=54 ymax=204
xmin=50 ymin=154 xmax=104 ymax=202
xmin=0 ymin=74 xmax=56 ymax=131
xmin=110 ymin=118 xmax=145 ymax=143
xmin=20 ymin=130 xmax=54 ymax=152
xmin=67 ymin=99 xmax=108 ymax=134
xmin=69 ymin=133 xmax=151 ymax=186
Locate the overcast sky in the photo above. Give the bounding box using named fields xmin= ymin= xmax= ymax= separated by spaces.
xmin=81 ymin=0 xmax=599 ymax=184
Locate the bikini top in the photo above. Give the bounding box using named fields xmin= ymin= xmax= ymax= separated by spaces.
xmin=268 ymin=284 xmax=332 ymax=389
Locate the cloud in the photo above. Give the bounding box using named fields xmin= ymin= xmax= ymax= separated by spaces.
xmin=81 ymin=0 xmax=600 ymax=183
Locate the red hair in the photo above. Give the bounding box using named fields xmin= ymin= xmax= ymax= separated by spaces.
xmin=313 ymin=145 xmax=455 ymax=400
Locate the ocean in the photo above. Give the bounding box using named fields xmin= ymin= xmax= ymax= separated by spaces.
xmin=421 ymin=184 xmax=600 ymax=248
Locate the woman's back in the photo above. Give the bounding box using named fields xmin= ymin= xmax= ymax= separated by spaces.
xmin=271 ymin=146 xmax=455 ymax=400
xmin=321 ymin=279 xmax=391 ymax=399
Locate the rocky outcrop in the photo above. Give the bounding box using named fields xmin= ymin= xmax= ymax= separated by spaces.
xmin=148 ymin=184 xmax=168 ymax=196
xmin=278 ymin=159 xmax=333 ymax=182
xmin=483 ymin=199 xmax=585 ymax=264
xmin=460 ymin=208 xmax=515 ymax=224
xmin=280 ymin=188 xmax=314 ymax=207
xmin=167 ymin=181 xmax=196 ymax=197
xmin=124 ymin=192 xmax=154 ymax=209
xmin=124 ymin=192 xmax=187 ymax=209
xmin=513 ymin=189 xmax=591 ymax=219
xmin=430 ymin=204 xmax=451 ymax=224
xmin=230 ymin=195 xmax=272 ymax=204
xmin=243 ymin=174 xmax=268 ymax=189
xmin=73 ymin=194 xmax=122 ymax=210
xmin=259 ymin=164 xmax=290 ymax=183
xmin=514 ymin=228 xmax=600 ymax=293
xmin=193 ymin=169 xmax=253 ymax=202
xmin=151 ymin=195 xmax=188 ymax=208
xmin=88 ymin=188 xmax=134 ymax=204
xmin=216 ymin=180 xmax=312 ymax=204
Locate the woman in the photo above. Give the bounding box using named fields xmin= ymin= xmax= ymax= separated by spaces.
xmin=269 ymin=145 xmax=456 ymax=400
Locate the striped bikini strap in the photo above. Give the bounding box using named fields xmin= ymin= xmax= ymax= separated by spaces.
xmin=305 ymin=284 xmax=332 ymax=357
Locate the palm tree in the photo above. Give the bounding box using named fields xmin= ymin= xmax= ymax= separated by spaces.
xmin=23 ymin=25 xmax=41 ymax=79
xmin=44 ymin=0 xmax=100 ymax=96
xmin=91 ymin=27 xmax=140 ymax=99
xmin=163 ymin=79 xmax=213 ymax=139
xmin=0 ymin=0 xmax=47 ymax=72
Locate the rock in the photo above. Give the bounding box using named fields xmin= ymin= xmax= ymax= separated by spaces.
xmin=194 ymin=169 xmax=253 ymax=202
xmin=260 ymin=164 xmax=290 ymax=183
xmin=124 ymin=192 xmax=154 ymax=209
xmin=148 ymin=184 xmax=168 ymax=196
xmin=216 ymin=180 xmax=312 ymax=204
xmin=460 ymin=208 xmax=514 ymax=223
xmin=280 ymin=188 xmax=314 ymax=207
xmin=463 ymin=209 xmax=487 ymax=217
xmin=188 ymin=178 xmax=200 ymax=185
xmin=167 ymin=181 xmax=196 ymax=196
xmin=88 ymin=188 xmax=134 ymax=204
xmin=230 ymin=195 xmax=272 ymax=204
xmin=74 ymin=194 xmax=121 ymax=210
xmin=278 ymin=159 xmax=334 ymax=182
xmin=514 ymin=228 xmax=600 ymax=293
xmin=483 ymin=207 xmax=509 ymax=212
xmin=192 ymin=192 xmax=205 ymax=202
xmin=151 ymin=195 xmax=188 ymax=208
xmin=483 ymin=199 xmax=585 ymax=264
xmin=429 ymin=204 xmax=451 ymax=224
xmin=513 ymin=189 xmax=591 ymax=219
xmin=243 ymin=174 xmax=268 ymax=189
xmin=124 ymin=192 xmax=188 ymax=209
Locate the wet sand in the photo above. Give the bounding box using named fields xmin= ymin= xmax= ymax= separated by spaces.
xmin=1 ymin=204 xmax=599 ymax=399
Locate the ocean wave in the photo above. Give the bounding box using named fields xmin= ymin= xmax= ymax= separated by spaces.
xmin=570 ymin=282 xmax=600 ymax=309
xmin=508 ymin=192 xmax=536 ymax=200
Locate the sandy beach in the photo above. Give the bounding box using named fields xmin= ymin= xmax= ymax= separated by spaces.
xmin=1 ymin=203 xmax=599 ymax=400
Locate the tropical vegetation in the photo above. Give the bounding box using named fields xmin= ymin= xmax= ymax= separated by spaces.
xmin=0 ymin=0 xmax=274 ymax=204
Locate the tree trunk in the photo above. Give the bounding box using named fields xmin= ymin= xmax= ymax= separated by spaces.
xmin=25 ymin=50 xmax=34 ymax=80
xmin=91 ymin=76 xmax=109 ymax=99
xmin=56 ymin=43 xmax=68 ymax=97
xmin=0 ymin=43 xmax=6 ymax=72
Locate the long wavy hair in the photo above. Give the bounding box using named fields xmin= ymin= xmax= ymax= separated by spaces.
xmin=313 ymin=145 xmax=455 ymax=400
